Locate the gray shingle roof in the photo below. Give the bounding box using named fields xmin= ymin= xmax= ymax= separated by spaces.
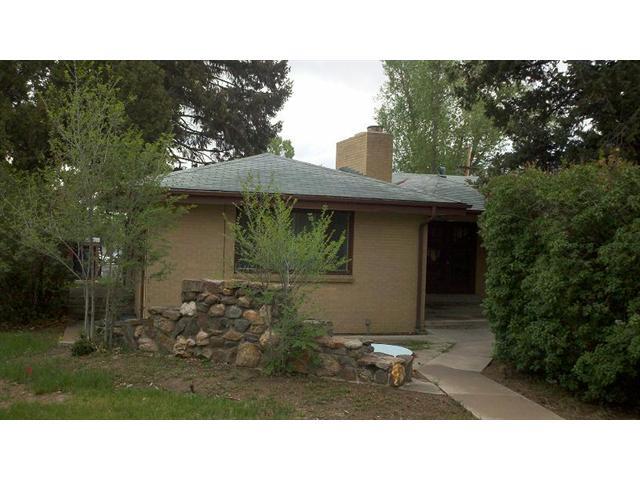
xmin=163 ymin=153 xmax=467 ymax=207
xmin=392 ymin=172 xmax=485 ymax=211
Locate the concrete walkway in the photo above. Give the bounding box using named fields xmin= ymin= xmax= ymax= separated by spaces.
xmin=415 ymin=327 xmax=562 ymax=420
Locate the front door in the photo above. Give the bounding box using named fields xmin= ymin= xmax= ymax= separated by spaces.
xmin=426 ymin=221 xmax=477 ymax=294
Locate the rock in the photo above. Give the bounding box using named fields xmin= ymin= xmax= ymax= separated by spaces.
xmin=249 ymin=324 xmax=267 ymax=335
xmin=357 ymin=354 xmax=402 ymax=371
xmin=222 ymin=287 xmax=235 ymax=296
xmin=154 ymin=332 xmax=175 ymax=353
xmin=374 ymin=369 xmax=389 ymax=385
xmin=237 ymin=296 xmax=252 ymax=308
xmin=179 ymin=301 xmax=197 ymax=316
xmin=173 ymin=336 xmax=189 ymax=357
xmin=243 ymin=333 xmax=259 ymax=343
xmin=134 ymin=325 xmax=144 ymax=338
xmin=208 ymin=303 xmax=225 ymax=317
xmin=336 ymin=355 xmax=356 ymax=368
xmin=138 ymin=337 xmax=158 ymax=352
xmin=204 ymin=293 xmax=220 ymax=305
xmin=220 ymin=295 xmax=237 ymax=305
xmin=182 ymin=279 xmax=203 ymax=293
xmin=208 ymin=336 xmax=225 ymax=347
xmin=316 ymin=353 xmax=341 ymax=377
xmin=174 ymin=316 xmax=199 ymax=338
xmin=234 ymin=317 xmax=250 ymax=332
xmin=161 ymin=308 xmax=181 ymax=321
xmin=211 ymin=347 xmax=237 ymax=364
xmin=225 ymin=305 xmax=242 ymax=319
xmin=242 ymin=309 xmax=259 ymax=323
xmin=358 ymin=368 xmax=374 ymax=382
xmin=196 ymin=330 xmax=210 ymax=346
xmin=339 ymin=366 xmax=357 ymax=381
xmin=290 ymin=352 xmax=311 ymax=374
xmin=223 ymin=329 xmax=244 ymax=342
xmin=197 ymin=347 xmax=214 ymax=360
xmin=186 ymin=338 xmax=196 ymax=347
xmin=316 ymin=336 xmax=346 ymax=349
xmin=390 ymin=362 xmax=406 ymax=387
xmin=258 ymin=305 xmax=272 ymax=326
xmin=196 ymin=302 xmax=209 ymax=313
xmin=202 ymin=279 xmax=224 ymax=294
xmin=398 ymin=355 xmax=414 ymax=382
xmin=182 ymin=291 xmax=197 ymax=302
xmin=345 ymin=339 xmax=363 ymax=350
xmin=259 ymin=329 xmax=280 ymax=349
xmin=235 ymin=342 xmax=262 ymax=368
xmin=153 ymin=316 xmax=175 ymax=334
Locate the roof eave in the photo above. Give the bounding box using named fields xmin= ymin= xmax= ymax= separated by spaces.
xmin=167 ymin=188 xmax=472 ymax=214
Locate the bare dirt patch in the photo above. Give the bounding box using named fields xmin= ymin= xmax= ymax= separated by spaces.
xmin=0 ymin=379 xmax=70 ymax=409
xmin=76 ymin=351 xmax=472 ymax=419
xmin=483 ymin=360 xmax=640 ymax=420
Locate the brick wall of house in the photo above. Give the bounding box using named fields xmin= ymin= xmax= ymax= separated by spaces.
xmin=141 ymin=204 xmax=423 ymax=334
xmin=335 ymin=127 xmax=393 ymax=182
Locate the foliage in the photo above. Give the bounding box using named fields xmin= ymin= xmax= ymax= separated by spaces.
xmin=228 ymin=184 xmax=346 ymax=374
xmin=0 ymin=60 xmax=292 ymax=169
xmin=267 ymin=136 xmax=295 ymax=158
xmin=261 ymin=300 xmax=325 ymax=375
xmin=376 ymin=60 xmax=506 ymax=175
xmin=0 ymin=330 xmax=59 ymax=361
xmin=230 ymin=183 xmax=347 ymax=296
xmin=0 ymin=65 xmax=186 ymax=341
xmin=480 ymin=161 xmax=640 ymax=404
xmin=71 ymin=335 xmax=96 ymax=357
xmin=459 ymin=60 xmax=640 ymax=173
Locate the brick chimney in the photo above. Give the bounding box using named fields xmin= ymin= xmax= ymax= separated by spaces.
xmin=336 ymin=125 xmax=393 ymax=182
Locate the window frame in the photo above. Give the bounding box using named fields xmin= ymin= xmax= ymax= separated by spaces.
xmin=233 ymin=207 xmax=354 ymax=276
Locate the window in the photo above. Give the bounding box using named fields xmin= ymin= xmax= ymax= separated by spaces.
xmin=234 ymin=208 xmax=353 ymax=275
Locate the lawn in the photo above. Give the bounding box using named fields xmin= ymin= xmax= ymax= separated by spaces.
xmin=0 ymin=328 xmax=472 ymax=420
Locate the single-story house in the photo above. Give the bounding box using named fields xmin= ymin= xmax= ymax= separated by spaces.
xmin=139 ymin=126 xmax=486 ymax=334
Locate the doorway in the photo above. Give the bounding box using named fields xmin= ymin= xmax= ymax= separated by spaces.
xmin=426 ymin=221 xmax=477 ymax=294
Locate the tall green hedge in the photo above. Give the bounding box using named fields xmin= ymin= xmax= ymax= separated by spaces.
xmin=480 ymin=162 xmax=640 ymax=404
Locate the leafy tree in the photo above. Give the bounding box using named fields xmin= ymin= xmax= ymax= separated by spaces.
xmin=0 ymin=66 xmax=185 ymax=341
xmin=228 ymin=184 xmax=346 ymax=374
xmin=267 ymin=136 xmax=295 ymax=158
xmin=459 ymin=60 xmax=640 ymax=173
xmin=376 ymin=60 xmax=506 ymax=175
xmin=0 ymin=60 xmax=292 ymax=169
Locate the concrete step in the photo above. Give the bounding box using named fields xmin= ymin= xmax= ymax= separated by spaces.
xmin=426 ymin=319 xmax=489 ymax=329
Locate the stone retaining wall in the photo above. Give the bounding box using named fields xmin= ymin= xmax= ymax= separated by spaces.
xmin=133 ymin=279 xmax=413 ymax=387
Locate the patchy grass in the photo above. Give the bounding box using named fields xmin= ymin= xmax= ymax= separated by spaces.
xmin=0 ymin=330 xmax=59 ymax=361
xmin=0 ymin=328 xmax=472 ymax=420
xmin=0 ymin=388 xmax=292 ymax=420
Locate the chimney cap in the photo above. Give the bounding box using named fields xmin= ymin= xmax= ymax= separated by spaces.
xmin=367 ymin=125 xmax=384 ymax=133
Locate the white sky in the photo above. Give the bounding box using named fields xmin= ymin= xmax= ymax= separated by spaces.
xmin=275 ymin=61 xmax=386 ymax=168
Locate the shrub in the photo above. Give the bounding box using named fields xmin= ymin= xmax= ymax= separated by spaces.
xmin=480 ymin=161 xmax=640 ymax=404
xmin=71 ymin=336 xmax=96 ymax=357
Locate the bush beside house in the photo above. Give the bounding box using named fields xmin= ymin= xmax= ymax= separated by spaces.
xmin=480 ymin=161 xmax=640 ymax=404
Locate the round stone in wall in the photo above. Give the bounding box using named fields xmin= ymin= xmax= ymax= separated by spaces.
xmin=226 ymin=305 xmax=242 ymax=319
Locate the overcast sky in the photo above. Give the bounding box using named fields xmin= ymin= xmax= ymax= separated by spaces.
xmin=275 ymin=61 xmax=386 ymax=168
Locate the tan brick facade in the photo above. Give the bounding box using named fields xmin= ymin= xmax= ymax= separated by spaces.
xmin=335 ymin=127 xmax=393 ymax=182
xmin=142 ymin=204 xmax=425 ymax=334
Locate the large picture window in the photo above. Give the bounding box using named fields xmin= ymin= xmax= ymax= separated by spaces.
xmin=234 ymin=208 xmax=353 ymax=275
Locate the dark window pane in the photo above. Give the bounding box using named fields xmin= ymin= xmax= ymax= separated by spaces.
xmin=234 ymin=208 xmax=352 ymax=274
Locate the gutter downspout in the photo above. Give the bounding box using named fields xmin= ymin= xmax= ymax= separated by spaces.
xmin=415 ymin=206 xmax=437 ymax=332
